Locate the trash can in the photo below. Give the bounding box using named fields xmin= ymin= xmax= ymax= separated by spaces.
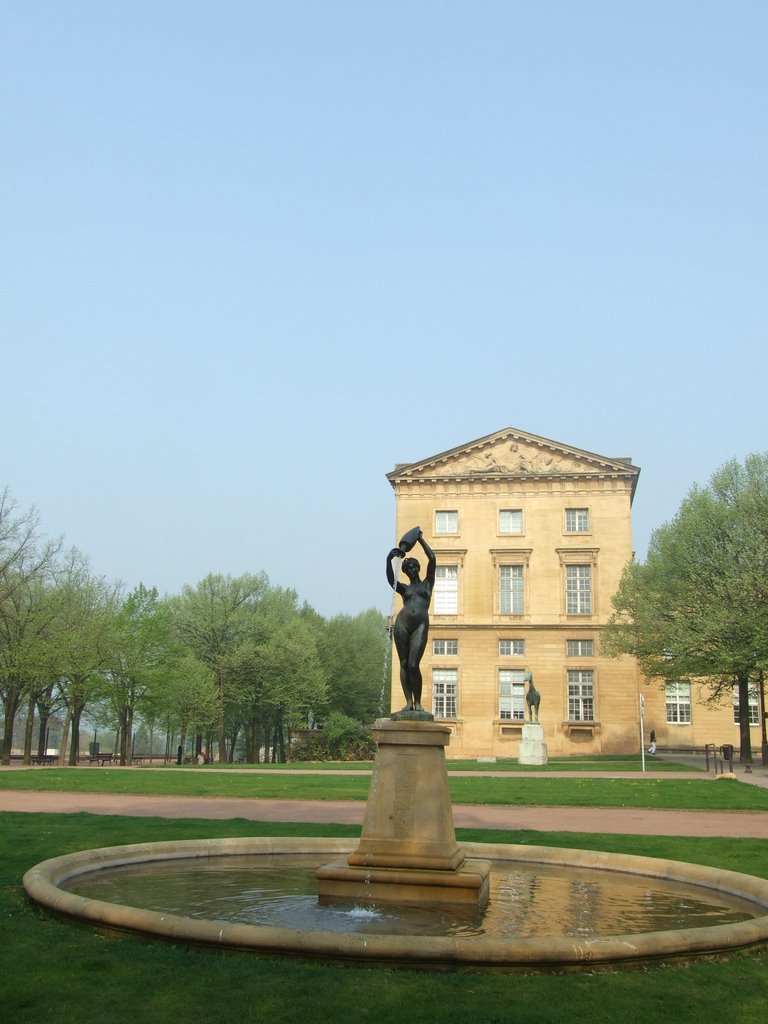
xmin=89 ymin=741 xmax=100 ymax=757
xmin=720 ymin=743 xmax=734 ymax=767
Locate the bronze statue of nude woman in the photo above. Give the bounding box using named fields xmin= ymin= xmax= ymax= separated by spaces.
xmin=386 ymin=527 xmax=437 ymax=720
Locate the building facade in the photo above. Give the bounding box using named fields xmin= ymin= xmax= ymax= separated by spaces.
xmin=386 ymin=427 xmax=761 ymax=759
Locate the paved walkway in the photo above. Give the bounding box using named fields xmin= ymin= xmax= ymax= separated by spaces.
xmin=3 ymin=790 xmax=767 ymax=838
xmin=2 ymin=750 xmax=768 ymax=838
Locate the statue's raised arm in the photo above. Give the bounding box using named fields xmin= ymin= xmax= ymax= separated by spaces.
xmin=386 ymin=547 xmax=406 ymax=594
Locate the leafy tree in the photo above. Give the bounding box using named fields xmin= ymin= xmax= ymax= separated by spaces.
xmin=603 ymin=454 xmax=768 ymax=762
xmin=156 ymin=653 xmax=220 ymax=761
xmin=0 ymin=489 xmax=61 ymax=763
xmin=106 ymin=583 xmax=176 ymax=764
xmin=171 ymin=573 xmax=271 ymax=762
xmin=50 ymin=557 xmax=120 ymax=764
xmin=317 ymin=608 xmax=390 ymax=722
xmin=223 ymin=587 xmax=328 ymax=762
xmin=0 ymin=576 xmax=57 ymax=763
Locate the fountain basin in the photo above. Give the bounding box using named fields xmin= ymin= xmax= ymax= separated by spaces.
xmin=23 ymin=837 xmax=768 ymax=971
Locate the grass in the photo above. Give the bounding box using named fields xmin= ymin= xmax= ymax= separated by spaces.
xmin=3 ymin=811 xmax=768 ymax=1024
xmin=2 ymin=766 xmax=768 ymax=810
xmin=186 ymin=753 xmax=697 ymax=773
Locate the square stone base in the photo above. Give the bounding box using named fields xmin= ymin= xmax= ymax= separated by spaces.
xmin=316 ymin=857 xmax=491 ymax=907
xmin=519 ymin=723 xmax=548 ymax=765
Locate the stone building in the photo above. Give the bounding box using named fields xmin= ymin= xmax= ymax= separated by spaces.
xmin=386 ymin=427 xmax=760 ymax=759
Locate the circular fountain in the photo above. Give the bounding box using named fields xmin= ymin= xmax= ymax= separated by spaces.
xmin=23 ymin=835 xmax=768 ymax=970
xmin=23 ymin=719 xmax=768 ymax=972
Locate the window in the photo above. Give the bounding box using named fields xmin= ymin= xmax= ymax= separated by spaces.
xmin=499 ymin=669 xmax=526 ymax=720
xmin=665 ymin=681 xmax=692 ymax=724
xmin=435 ymin=510 xmax=458 ymax=534
xmin=567 ymin=639 xmax=594 ymax=657
xmin=432 ymin=668 xmax=457 ymax=718
xmin=733 ymin=684 xmax=759 ymax=726
xmin=433 ymin=565 xmax=458 ymax=614
xmin=565 ymin=508 xmax=589 ymax=532
xmin=499 ymin=639 xmax=525 ymax=656
xmin=500 ymin=565 xmax=524 ymax=614
xmin=566 ymin=565 xmax=592 ymax=614
xmin=433 ymin=638 xmax=458 ymax=656
xmin=568 ymin=670 xmax=594 ymax=721
xmin=499 ymin=509 xmax=523 ymax=534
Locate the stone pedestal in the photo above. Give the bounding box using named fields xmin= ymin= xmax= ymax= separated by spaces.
xmin=518 ymin=723 xmax=548 ymax=765
xmin=316 ymin=719 xmax=490 ymax=906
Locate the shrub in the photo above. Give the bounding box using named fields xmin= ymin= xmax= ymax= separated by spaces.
xmin=289 ymin=711 xmax=376 ymax=761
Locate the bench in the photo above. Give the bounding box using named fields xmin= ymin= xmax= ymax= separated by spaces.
xmin=9 ymin=753 xmax=56 ymax=765
xmin=87 ymin=752 xmax=114 ymax=766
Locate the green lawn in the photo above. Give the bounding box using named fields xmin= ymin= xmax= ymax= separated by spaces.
xmin=3 ymin=811 xmax=768 ymax=1024
xmin=2 ymin=765 xmax=767 ymax=810
xmin=186 ymin=753 xmax=697 ymax=773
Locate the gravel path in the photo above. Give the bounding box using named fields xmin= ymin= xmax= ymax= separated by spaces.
xmin=3 ymin=789 xmax=768 ymax=838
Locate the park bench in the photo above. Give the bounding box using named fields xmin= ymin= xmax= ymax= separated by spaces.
xmin=87 ymin=752 xmax=114 ymax=766
xmin=9 ymin=753 xmax=56 ymax=765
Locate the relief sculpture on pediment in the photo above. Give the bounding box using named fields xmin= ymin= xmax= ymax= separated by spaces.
xmin=463 ymin=441 xmax=579 ymax=476
xmin=389 ymin=428 xmax=638 ymax=488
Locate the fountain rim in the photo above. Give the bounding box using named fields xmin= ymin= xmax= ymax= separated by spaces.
xmin=23 ymin=837 xmax=768 ymax=972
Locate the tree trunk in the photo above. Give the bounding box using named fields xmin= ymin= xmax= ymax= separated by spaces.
xmin=23 ymin=693 xmax=36 ymax=763
xmin=37 ymin=709 xmax=50 ymax=759
xmin=118 ymin=713 xmax=128 ymax=765
xmin=68 ymin=704 xmax=85 ymax=765
xmin=1 ymin=683 xmax=23 ymax=764
xmin=126 ymin=707 xmax=135 ymax=764
xmin=247 ymin=711 xmax=261 ymax=764
xmin=737 ymin=672 xmax=753 ymax=763
xmin=758 ymin=672 xmax=768 ymax=767
xmin=58 ymin=708 xmax=72 ymax=766
xmin=35 ymin=683 xmax=56 ymax=759
xmin=216 ymin=671 xmax=227 ymax=763
xmin=227 ymin=724 xmax=240 ymax=763
xmin=217 ymin=709 xmax=227 ymax=763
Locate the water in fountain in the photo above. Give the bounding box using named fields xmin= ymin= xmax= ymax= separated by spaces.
xmin=63 ymin=853 xmax=761 ymax=940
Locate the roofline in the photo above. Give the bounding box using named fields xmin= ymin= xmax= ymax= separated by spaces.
xmin=386 ymin=427 xmax=641 ymax=503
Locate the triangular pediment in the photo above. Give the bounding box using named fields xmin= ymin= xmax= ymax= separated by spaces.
xmin=387 ymin=428 xmax=640 ymax=487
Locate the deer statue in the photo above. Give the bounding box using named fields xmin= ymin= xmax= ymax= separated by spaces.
xmin=524 ymin=671 xmax=541 ymax=723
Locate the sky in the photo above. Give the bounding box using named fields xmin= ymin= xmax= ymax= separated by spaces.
xmin=1 ymin=1 xmax=766 ymax=618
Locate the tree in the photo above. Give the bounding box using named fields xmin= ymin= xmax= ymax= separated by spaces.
xmin=0 ymin=489 xmax=61 ymax=763
xmin=317 ymin=609 xmax=390 ymax=723
xmin=603 ymin=454 xmax=768 ymax=762
xmin=235 ymin=608 xmax=328 ymax=762
xmin=0 ymin=576 xmax=56 ymax=763
xmin=107 ymin=584 xmax=175 ymax=765
xmin=154 ymin=654 xmax=220 ymax=761
xmin=215 ymin=586 xmax=328 ymax=763
xmin=171 ymin=573 xmax=271 ymax=762
xmin=50 ymin=555 xmax=121 ymax=764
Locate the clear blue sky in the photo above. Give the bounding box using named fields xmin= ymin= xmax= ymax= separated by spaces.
xmin=2 ymin=1 xmax=766 ymax=617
